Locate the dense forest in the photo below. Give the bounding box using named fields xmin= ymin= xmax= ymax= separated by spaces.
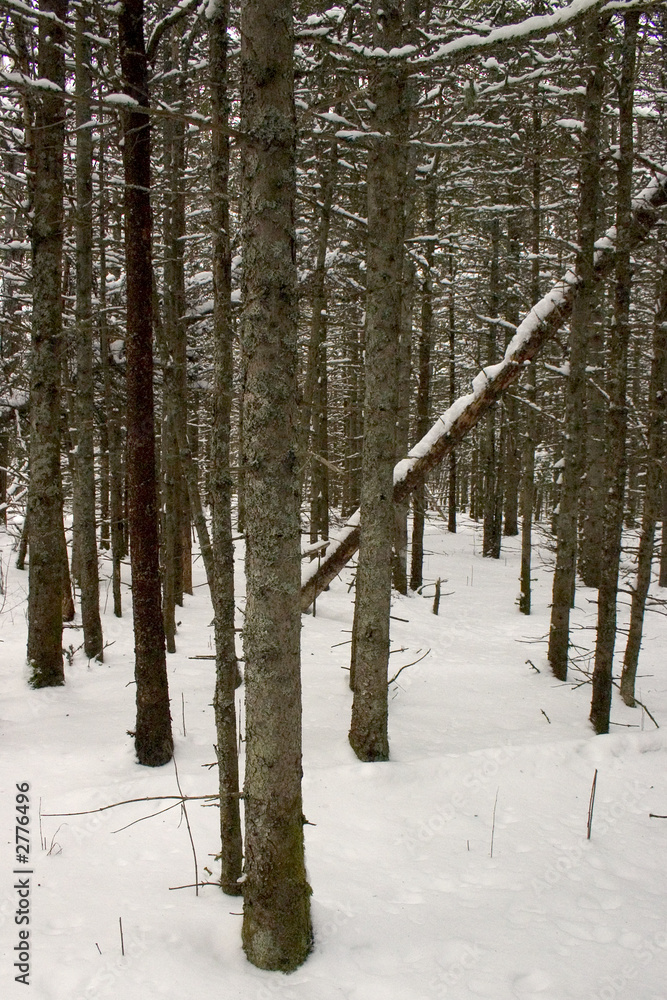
xmin=1 ymin=0 xmax=667 ymax=975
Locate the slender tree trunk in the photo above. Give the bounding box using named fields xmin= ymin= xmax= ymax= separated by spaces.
xmin=341 ymin=324 xmax=362 ymax=518
xmin=578 ymin=306 xmax=606 ymax=588
xmin=661 ymin=462 xmax=667 ymax=586
xmin=548 ymin=15 xmax=607 ymax=681
xmin=501 ymin=217 xmax=523 ymax=538
xmin=303 ymin=138 xmax=337 ymax=543
xmin=409 ymin=168 xmax=437 ymax=590
xmin=482 ymin=218 xmax=502 ymax=559
xmin=447 ymin=246 xmax=457 ymax=534
xmin=27 ymin=0 xmax=68 ymax=687
xmin=349 ymin=0 xmax=409 ymax=763
xmin=119 ymin=0 xmax=173 ymax=767
xmin=240 ymin=0 xmax=312 ymax=969
xmin=161 ymin=28 xmax=191 ymax=628
xmin=73 ymin=5 xmax=103 ymax=661
xmin=17 ymin=506 xmax=28 ymax=570
xmin=519 ymin=95 xmax=542 ymax=615
xmin=393 ymin=166 xmax=416 ymax=596
xmin=620 ymin=259 xmax=667 ymax=705
xmin=208 ymin=0 xmax=243 ymax=897
xmin=590 ymin=11 xmax=639 ymax=734
xmin=98 ymin=108 xmax=124 ymax=617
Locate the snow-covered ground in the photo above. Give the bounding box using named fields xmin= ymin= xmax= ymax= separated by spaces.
xmin=1 ymin=513 xmax=666 ymax=999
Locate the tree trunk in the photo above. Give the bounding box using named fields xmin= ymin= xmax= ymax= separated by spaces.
xmin=73 ymin=4 xmax=103 ymax=662
xmin=209 ymin=0 xmax=243 ymax=897
xmin=341 ymin=324 xmax=362 ymax=518
xmin=393 ymin=166 xmax=416 ymax=596
xmin=447 ymin=246 xmax=457 ymax=534
xmin=119 ymin=0 xmax=173 ymax=767
xmin=349 ymin=0 xmax=409 ymax=763
xmin=620 ymin=258 xmax=667 ymax=705
xmin=303 ymin=138 xmax=337 ymax=545
xmin=578 ymin=306 xmax=606 ymax=588
xmin=548 ymin=15 xmax=607 ymax=681
xmin=482 ymin=218 xmax=502 ymax=559
xmin=239 ymin=0 xmax=312 ymax=970
xmin=590 ymin=11 xmax=639 ymax=735
xmin=519 ymin=93 xmax=542 ymax=615
xmin=98 ymin=105 xmax=124 ymax=617
xmin=409 ymin=166 xmax=437 ymax=590
xmin=27 ymin=0 xmax=68 ymax=688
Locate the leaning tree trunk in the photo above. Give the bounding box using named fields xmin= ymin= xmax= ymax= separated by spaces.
xmin=590 ymin=11 xmax=639 ymax=735
xmin=119 ymin=0 xmax=173 ymax=767
xmin=208 ymin=0 xmax=243 ymax=897
xmin=239 ymin=0 xmax=312 ymax=970
xmin=73 ymin=4 xmax=103 ymax=662
xmin=27 ymin=0 xmax=68 ymax=688
xmin=348 ymin=0 xmax=409 ymax=763
xmin=300 ymin=169 xmax=667 ymax=612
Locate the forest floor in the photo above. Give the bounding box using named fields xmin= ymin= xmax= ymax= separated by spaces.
xmin=1 ymin=512 xmax=667 ymax=1000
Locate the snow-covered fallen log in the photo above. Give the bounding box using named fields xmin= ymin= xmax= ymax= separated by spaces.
xmin=300 ymin=171 xmax=667 ymax=612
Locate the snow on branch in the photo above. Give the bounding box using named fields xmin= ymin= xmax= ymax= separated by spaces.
xmin=414 ymin=0 xmax=608 ymax=65
xmin=146 ymin=0 xmax=203 ymax=63
xmin=300 ymin=169 xmax=667 ymax=612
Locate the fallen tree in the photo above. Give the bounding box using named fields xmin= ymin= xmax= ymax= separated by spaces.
xmin=301 ymin=170 xmax=667 ymax=611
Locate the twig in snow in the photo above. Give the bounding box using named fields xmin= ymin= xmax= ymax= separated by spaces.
xmin=111 ymin=800 xmax=183 ymax=833
xmin=173 ymin=756 xmax=199 ymax=897
xmin=168 ymin=881 xmax=221 ymax=891
xmin=42 ymin=794 xmax=220 ymax=818
xmin=387 ymin=648 xmax=431 ymax=686
xmin=490 ymin=788 xmax=499 ymax=858
xmin=587 ymin=769 xmax=598 ymax=840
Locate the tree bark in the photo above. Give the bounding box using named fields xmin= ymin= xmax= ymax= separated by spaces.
xmin=98 ymin=104 xmax=124 ymax=618
xmin=303 ymin=138 xmax=337 ymax=545
xmin=120 ymin=0 xmax=173 ymax=767
xmin=239 ymin=0 xmax=312 ymax=970
xmin=409 ymin=168 xmax=437 ymax=590
xmin=519 ymin=93 xmax=542 ymax=615
xmin=27 ymin=0 xmax=68 ymax=688
xmin=548 ymin=15 xmax=607 ymax=681
xmin=447 ymin=246 xmax=457 ymax=534
xmin=590 ymin=11 xmax=639 ymax=735
xmin=620 ymin=257 xmax=667 ymax=705
xmin=208 ymin=0 xmax=243 ymax=897
xmin=482 ymin=218 xmax=502 ymax=559
xmin=73 ymin=4 xmax=103 ymax=662
xmin=348 ymin=0 xmax=409 ymax=763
